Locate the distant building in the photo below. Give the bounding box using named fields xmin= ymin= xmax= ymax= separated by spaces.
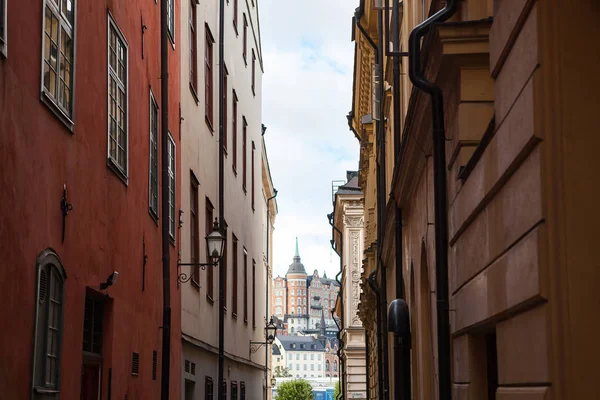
xmin=271 ymin=240 xmax=340 ymax=335
xmin=274 ymin=335 xmax=334 ymax=379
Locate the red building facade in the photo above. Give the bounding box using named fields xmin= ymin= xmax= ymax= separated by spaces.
xmin=0 ymin=0 xmax=181 ymax=399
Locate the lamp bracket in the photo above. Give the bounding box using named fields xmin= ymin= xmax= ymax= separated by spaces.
xmin=177 ymin=260 xmax=219 ymax=287
xmin=249 ymin=340 xmax=267 ymax=357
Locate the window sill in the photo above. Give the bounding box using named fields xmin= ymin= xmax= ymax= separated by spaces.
xmin=149 ymin=209 xmax=159 ymax=225
xmin=169 ymin=234 xmax=175 ymax=246
xmin=233 ymin=23 xmax=238 ymax=36
xmin=191 ymin=279 xmax=200 ymax=290
xmin=190 ymin=83 xmax=199 ymax=104
xmin=34 ymin=387 xmax=60 ymax=394
xmin=205 ymin=116 xmax=215 ymax=133
xmin=223 ymin=147 xmax=228 ymax=157
xmin=206 ymin=294 xmax=215 ymax=304
xmin=243 ymin=57 xmax=247 ymax=66
xmin=232 ymin=312 xmax=238 ymax=319
xmin=232 ymin=166 xmax=237 ymax=176
xmin=242 ymin=186 xmax=247 ymax=194
xmin=168 ymin=31 xmax=175 ymax=49
xmin=107 ymin=159 xmax=129 ymax=186
xmin=244 ymin=319 xmax=248 ymax=325
xmin=0 ymin=42 xmax=6 ymax=58
xmin=40 ymin=91 xmax=74 ymax=133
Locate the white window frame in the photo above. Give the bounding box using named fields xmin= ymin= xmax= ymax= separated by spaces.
xmin=167 ymin=0 xmax=175 ymax=44
xmin=168 ymin=132 xmax=176 ymax=240
xmin=40 ymin=0 xmax=76 ymax=128
xmin=107 ymin=14 xmax=129 ymax=181
xmin=0 ymin=0 xmax=7 ymax=57
xmin=149 ymin=90 xmax=159 ymax=220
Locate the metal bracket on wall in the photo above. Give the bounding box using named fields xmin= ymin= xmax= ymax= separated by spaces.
xmin=60 ymin=184 xmax=73 ymax=243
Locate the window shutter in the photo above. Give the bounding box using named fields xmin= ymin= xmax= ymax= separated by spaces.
xmin=132 ymin=352 xmax=140 ymax=375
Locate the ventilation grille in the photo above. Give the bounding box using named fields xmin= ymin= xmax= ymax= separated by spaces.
xmin=132 ymin=352 xmax=140 ymax=376
xmin=185 ymin=359 xmax=190 ymax=373
xmin=39 ymin=269 xmax=48 ymax=303
xmin=152 ymin=351 xmax=157 ymax=380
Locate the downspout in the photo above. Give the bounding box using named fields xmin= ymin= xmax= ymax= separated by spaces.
xmin=354 ymin=10 xmax=389 ymax=400
xmin=217 ymin=0 xmax=226 ymax=397
xmin=328 ymin=212 xmax=345 ymax=400
xmin=408 ymin=2 xmax=458 ymax=400
xmin=367 ymin=270 xmax=384 ymax=400
xmin=159 ymin=0 xmax=171 ymax=396
xmin=365 ymin=329 xmax=371 ymax=400
xmin=265 ymin=189 xmax=278 ymax=400
xmin=376 ymin=8 xmax=390 ymax=400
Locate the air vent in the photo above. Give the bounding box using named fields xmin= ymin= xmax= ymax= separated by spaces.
xmin=132 ymin=352 xmax=140 ymax=376
xmin=152 ymin=351 xmax=157 ymax=380
xmin=39 ymin=269 xmax=48 ymax=303
xmin=191 ymin=362 xmax=196 ymax=376
xmin=185 ymin=360 xmax=190 ymax=373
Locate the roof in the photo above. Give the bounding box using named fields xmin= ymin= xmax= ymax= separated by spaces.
xmin=272 ymin=344 xmax=282 ymax=356
xmin=277 ymin=336 xmax=325 ymax=352
xmin=286 ymin=237 xmax=307 ymax=276
xmin=336 ymin=172 xmax=362 ymax=195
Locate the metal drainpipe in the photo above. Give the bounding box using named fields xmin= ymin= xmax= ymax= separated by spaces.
xmin=367 ymin=270 xmax=383 ymax=400
xmin=217 ymin=0 xmax=226 ymax=397
xmin=407 ymin=1 xmax=458 ymax=399
xmin=159 ymin=0 xmax=171 ymax=395
xmin=365 ymin=330 xmax=371 ymax=400
xmin=329 ymin=214 xmax=345 ymax=400
xmin=376 ymin=8 xmax=390 ymax=400
xmin=265 ymin=190 xmax=278 ymax=400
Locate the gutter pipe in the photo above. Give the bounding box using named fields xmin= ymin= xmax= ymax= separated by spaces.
xmin=367 ymin=270 xmax=384 ymax=400
xmin=408 ymin=1 xmax=458 ymax=399
xmin=376 ymin=9 xmax=390 ymax=400
xmin=217 ymin=0 xmax=226 ymax=397
xmin=265 ymin=189 xmax=278 ymax=400
xmin=328 ymin=212 xmax=345 ymax=400
xmin=160 ymin=0 xmax=171 ymax=395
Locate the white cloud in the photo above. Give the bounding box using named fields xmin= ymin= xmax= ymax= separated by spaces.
xmin=260 ymin=1 xmax=359 ymax=279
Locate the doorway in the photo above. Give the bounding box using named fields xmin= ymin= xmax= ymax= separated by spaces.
xmin=80 ymin=362 xmax=101 ymax=400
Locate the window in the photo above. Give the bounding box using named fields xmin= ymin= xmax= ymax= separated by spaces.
xmin=233 ymin=0 xmax=238 ymax=33
xmin=167 ymin=0 xmax=174 ymax=42
xmin=276 ymin=298 xmax=282 ymax=305
xmin=168 ymin=133 xmax=176 ymax=240
xmin=251 ymin=141 xmax=255 ymax=210
xmin=206 ymin=198 xmax=215 ymax=300
xmin=251 ymin=49 xmax=256 ymax=96
xmin=205 ymin=26 xmax=214 ymax=129
xmin=240 ymin=382 xmax=246 ymax=400
xmin=231 ymin=382 xmax=238 ymax=400
xmin=32 ymin=250 xmax=66 ymax=396
xmin=333 ymin=360 xmax=338 ymax=372
xmin=304 ymin=364 xmax=307 ymax=371
xmin=205 ymin=377 xmax=214 ymax=400
xmin=230 ymin=92 xmax=238 ymax=173
xmin=1 ymin=0 xmax=7 ymax=56
xmin=318 ymin=354 xmax=321 ymax=360
xmin=325 ymin=360 xmax=330 ymax=371
xmin=241 ymin=248 xmax=248 ymax=321
xmin=242 ymin=14 xmax=247 ymax=64
xmin=42 ymin=0 xmax=75 ymax=123
xmin=311 ymin=354 xmax=314 ymax=360
xmin=303 ymin=354 xmax=307 ymax=360
xmin=232 ymin=235 xmax=238 ymax=316
xmin=242 ymin=117 xmax=247 ymax=191
xmin=223 ymin=67 xmax=228 ymax=151
xmin=189 ymin=0 xmax=198 ymax=97
xmin=297 ymin=307 xmax=301 ymax=314
xmin=288 ymin=353 xmax=292 ymax=360
xmin=149 ymin=92 xmax=159 ymax=219
xmin=252 ymin=259 xmax=256 ymax=328
xmin=191 ymin=174 xmax=200 ymax=287
xmin=108 ymin=17 xmax=128 ymax=177
xmin=318 ymin=364 xmax=321 ymax=370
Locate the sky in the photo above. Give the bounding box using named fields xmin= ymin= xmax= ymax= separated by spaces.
xmin=260 ymin=1 xmax=359 ymax=280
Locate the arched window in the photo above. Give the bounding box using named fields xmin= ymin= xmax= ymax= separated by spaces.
xmin=303 ymin=307 xmax=306 ymax=314
xmin=291 ymin=298 xmax=295 ymax=305
xmin=32 ymin=249 xmax=67 ymax=397
xmin=275 ymin=307 xmax=282 ymax=315
xmin=276 ymin=298 xmax=282 ymax=305
xmin=333 ymin=360 xmax=338 ymax=372
xmin=297 ymin=307 xmax=301 ymax=314
xmin=325 ymin=360 xmax=330 ymax=371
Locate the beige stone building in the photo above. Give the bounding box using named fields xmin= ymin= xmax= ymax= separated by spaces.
xmin=331 ymin=172 xmax=368 ymax=400
xmin=350 ymin=0 xmax=600 ymax=399
xmin=178 ymin=0 xmax=273 ymax=399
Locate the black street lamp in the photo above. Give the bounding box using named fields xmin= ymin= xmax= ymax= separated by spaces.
xmin=177 ymin=218 xmax=226 ymax=285
xmin=249 ymin=317 xmax=277 ymax=357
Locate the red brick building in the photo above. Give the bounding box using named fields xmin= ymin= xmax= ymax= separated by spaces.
xmin=0 ymin=0 xmax=181 ymax=399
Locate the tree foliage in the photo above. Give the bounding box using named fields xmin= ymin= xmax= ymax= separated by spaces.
xmin=333 ymin=381 xmax=340 ymax=399
xmin=275 ymin=379 xmax=313 ymax=400
xmin=273 ymin=366 xmax=292 ymax=378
